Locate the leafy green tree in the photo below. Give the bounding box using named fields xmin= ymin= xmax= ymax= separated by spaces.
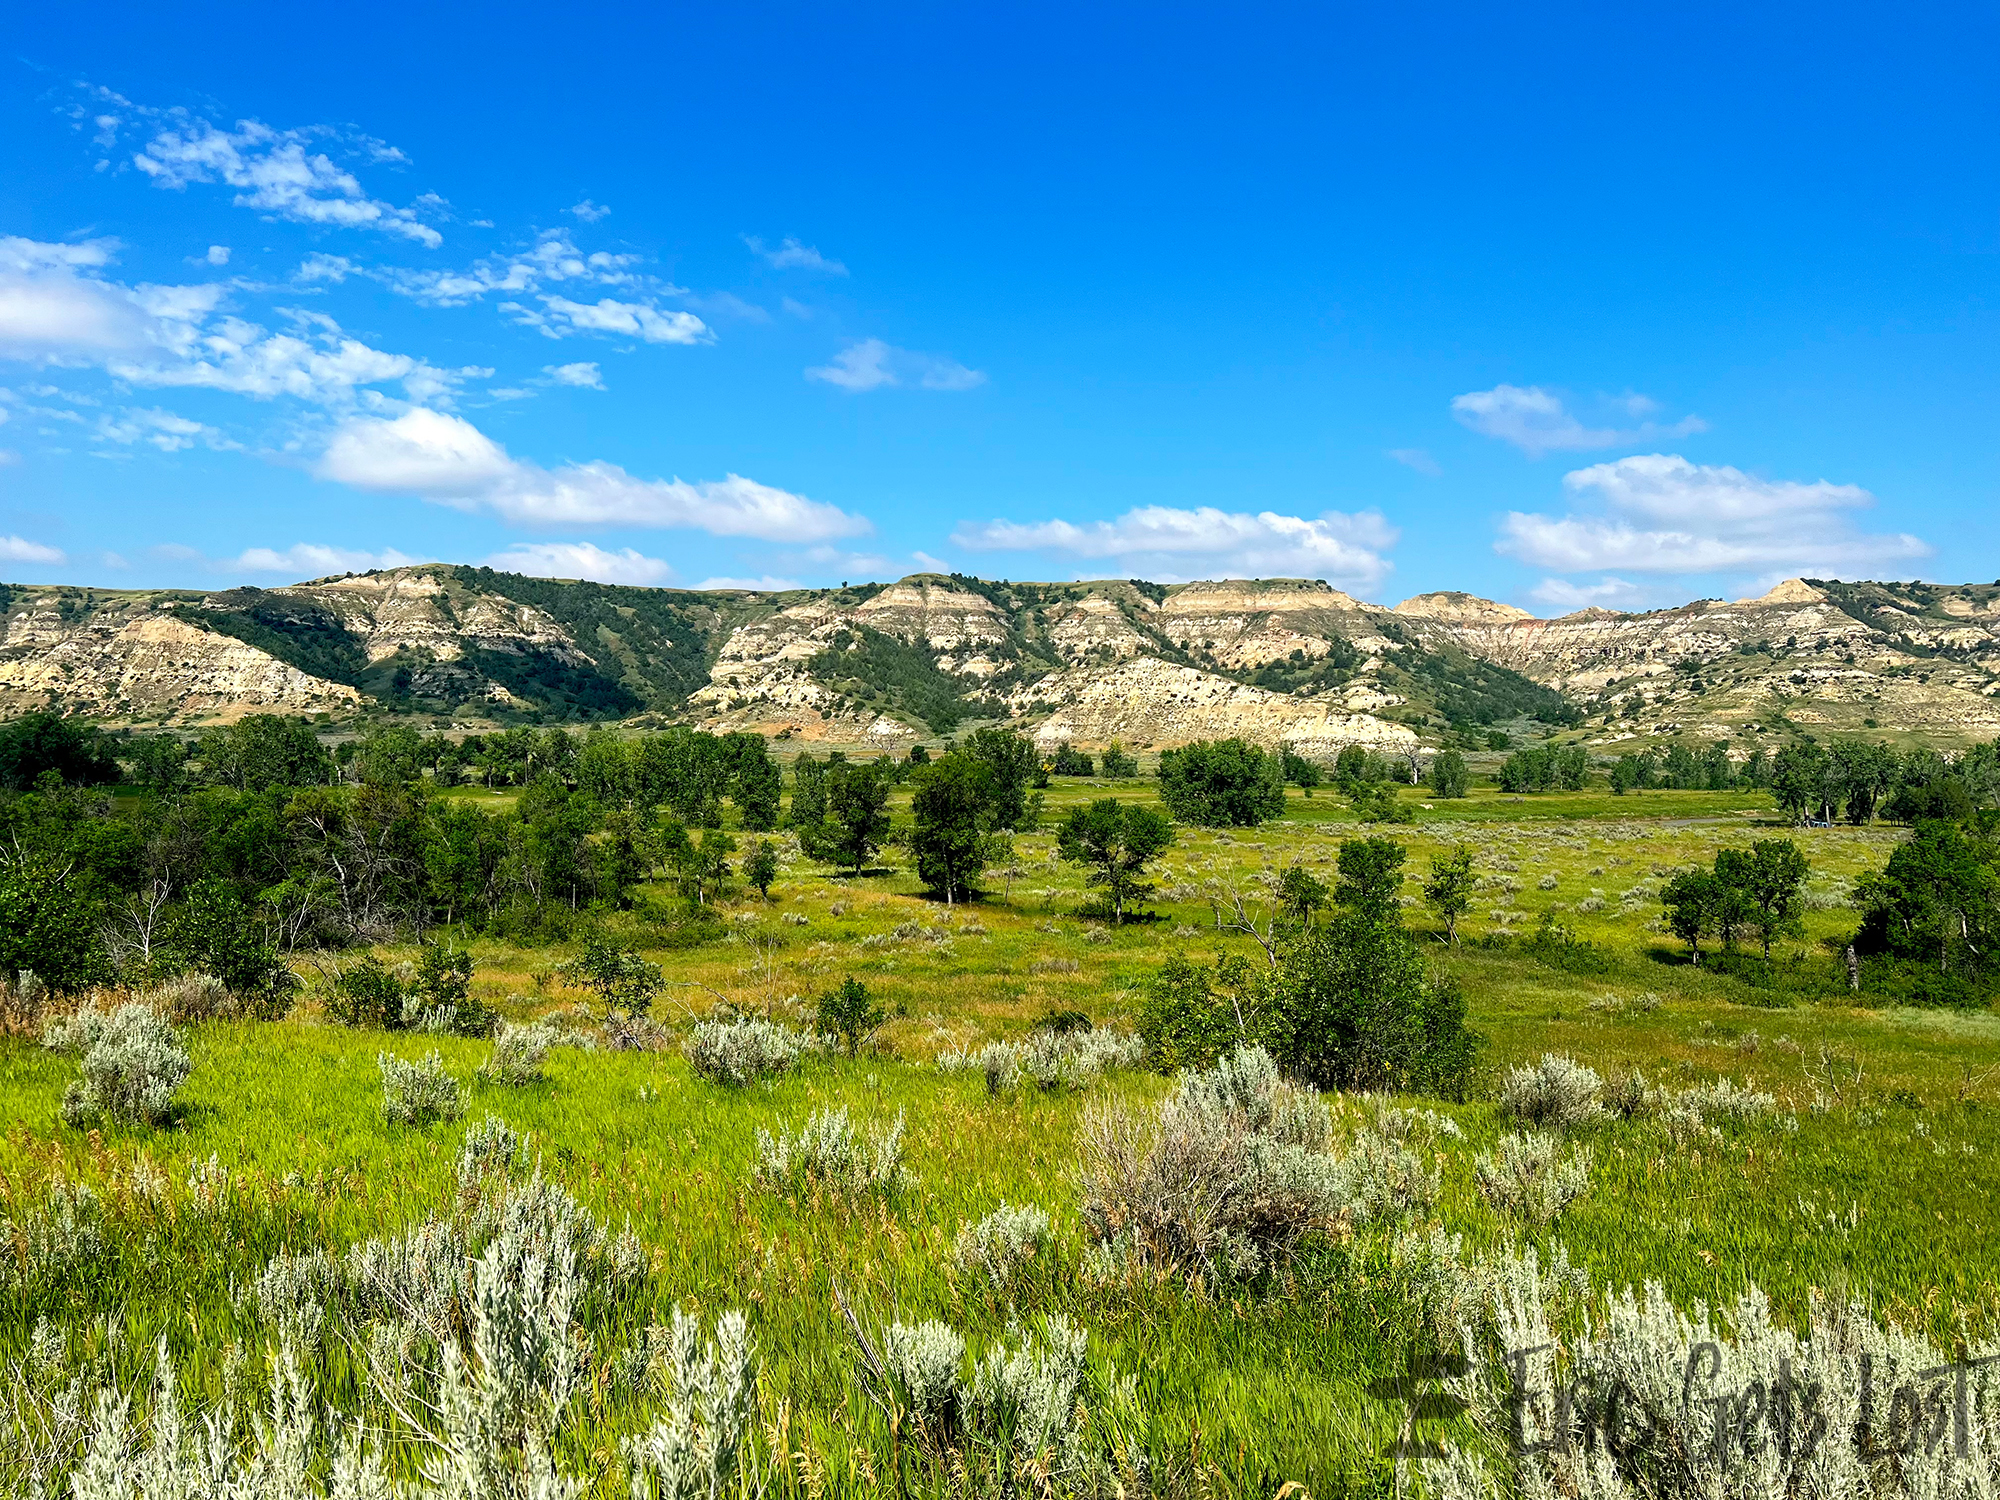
xmin=198 ymin=716 xmax=334 ymax=792
xmin=787 ymin=753 xmax=833 ymax=831
xmin=563 ymin=939 xmax=665 ymax=1020
xmin=1722 ymin=838 xmax=1810 ymax=958
xmin=1050 ymin=743 xmax=1095 ymax=776
xmin=801 ymin=760 xmax=892 ymax=874
xmin=1157 ymin=739 xmax=1286 ymax=827
xmin=744 ymin=838 xmax=779 ymax=899
xmin=1099 ymin=741 xmax=1139 ymax=778
xmin=1661 ymin=867 xmax=1725 ymax=964
xmin=1771 ymin=740 xmax=1832 ymax=825
xmin=817 ymin=975 xmax=886 ymax=1056
xmin=351 ymin=725 xmax=430 ymax=788
xmin=1423 ymin=844 xmax=1477 ymax=943
xmin=1426 ymin=750 xmax=1470 ymax=799
xmin=1137 ymin=952 xmax=1257 ymax=1072
xmin=0 ymin=859 xmax=110 ymax=992
xmin=1260 ymin=912 xmax=1479 ymax=1097
xmin=965 ymin=728 xmax=1039 ymax=829
xmin=1280 ymin=747 xmax=1323 ymax=796
xmin=124 ymin=735 xmax=191 ymax=794
xmin=1057 ymin=799 xmax=1175 ymax=924
xmin=1277 ymin=863 xmax=1329 ymax=926
xmin=1332 ymin=744 xmax=1373 ymax=795
xmin=171 ymin=878 xmax=283 ymax=994
xmin=1855 ymin=820 xmax=1998 ymax=977
xmin=1334 ymin=836 xmax=1407 ymax=925
xmin=908 ymin=752 xmax=997 ymax=903
xmin=0 ymin=713 xmax=121 ymax=790
xmin=727 ymin=736 xmax=783 ymax=830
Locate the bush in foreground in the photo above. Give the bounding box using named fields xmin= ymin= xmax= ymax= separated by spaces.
xmin=754 ymin=1107 xmax=907 ymax=1198
xmin=44 ymin=1003 xmax=191 ymax=1128
xmin=685 ymin=1016 xmax=810 ymax=1086
xmin=378 ymin=1050 xmax=465 ymax=1125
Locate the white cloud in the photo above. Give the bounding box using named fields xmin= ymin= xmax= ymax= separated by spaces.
xmin=367 ymin=233 xmax=646 ymax=308
xmin=486 ymin=541 xmax=674 ymax=585
xmin=1497 ymin=453 xmax=1932 ymax=582
xmin=1387 ymin=447 xmax=1440 ymax=476
xmin=0 ymin=535 xmax=65 ymax=564
xmin=94 ymin=407 xmax=238 ymax=452
xmin=0 ymin=237 xmax=463 ymax=408
xmin=1451 ymin=384 xmax=1706 ymax=457
xmin=744 ymin=236 xmax=847 ymax=275
xmin=806 ymin=338 xmax=984 ymax=392
xmin=205 ymin=245 xmax=230 ymax=266
xmin=230 ymin=542 xmax=425 ymax=576
xmin=316 ymin=409 xmax=870 ymax=543
xmin=954 ymin=504 xmax=1397 ymax=588
xmin=1529 ymin=575 xmax=1646 ymax=611
xmin=567 ymin=200 xmax=611 ymax=223
xmin=910 ymin=550 xmax=951 ymax=572
xmin=696 ymin=575 xmax=802 ymax=592
xmin=134 ymin=117 xmax=441 ymax=246
xmin=542 ymin=361 xmax=604 ymax=389
xmin=515 ymin=296 xmax=709 ymax=345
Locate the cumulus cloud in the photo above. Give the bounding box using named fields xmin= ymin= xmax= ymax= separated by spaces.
xmin=1452 ymin=384 xmax=1706 ymax=457
xmin=315 ymin=409 xmax=869 ymax=542
xmin=133 ymin=116 xmax=441 ymax=246
xmin=230 ymin=542 xmax=426 ymax=575
xmin=1387 ymin=447 xmax=1440 ymax=476
xmin=696 ymin=575 xmax=803 ymax=592
xmin=484 ymin=541 xmax=673 ymax=585
xmin=205 ymin=245 xmax=230 ymax=266
xmin=953 ymin=504 xmax=1397 ymax=588
xmin=0 ymin=236 xmax=464 ymax=407
xmin=807 ymin=338 xmax=983 ymax=392
xmin=541 ymin=361 xmax=603 ymax=389
xmin=745 ymin=236 xmax=847 ymax=275
xmin=357 ymin=232 xmax=646 ymax=308
xmin=566 ymin=200 xmax=611 ymax=223
xmin=0 ymin=535 xmax=65 ymax=564
xmin=1497 ymin=453 xmax=1932 ymax=584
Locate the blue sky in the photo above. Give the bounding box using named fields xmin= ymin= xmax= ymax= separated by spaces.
xmin=2 ymin=2 xmax=1995 ymax=613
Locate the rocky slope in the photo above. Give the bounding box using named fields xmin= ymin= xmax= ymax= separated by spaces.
xmin=4 ymin=568 xmax=1998 ymax=751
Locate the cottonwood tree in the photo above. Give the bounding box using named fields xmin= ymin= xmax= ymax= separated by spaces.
xmin=1423 ymin=844 xmax=1477 ymax=943
xmin=1057 ymin=798 xmax=1174 ymax=924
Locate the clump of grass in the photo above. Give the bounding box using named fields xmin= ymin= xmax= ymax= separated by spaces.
xmin=754 ymin=1107 xmax=908 ymax=1198
xmin=378 ymin=1050 xmax=465 ymax=1126
xmin=941 ymin=1030 xmax=1146 ymax=1094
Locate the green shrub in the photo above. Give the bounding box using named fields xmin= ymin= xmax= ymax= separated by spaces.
xmin=816 ymin=976 xmax=885 ymax=1057
xmin=1156 ymin=739 xmax=1286 ymax=827
xmin=379 ymin=1050 xmax=465 ymax=1126
xmin=46 ymin=1003 xmax=191 ymax=1128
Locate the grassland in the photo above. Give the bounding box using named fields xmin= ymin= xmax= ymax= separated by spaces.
xmin=5 ymin=778 xmax=1998 ymax=1496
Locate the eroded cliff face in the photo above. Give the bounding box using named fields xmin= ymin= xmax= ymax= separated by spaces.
xmin=0 ymin=606 xmax=358 ymax=719
xmin=1403 ymin=580 xmax=2000 ymax=742
xmin=9 ymin=567 xmax=1998 ymax=750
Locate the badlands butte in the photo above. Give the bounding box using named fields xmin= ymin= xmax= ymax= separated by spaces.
xmin=3 ymin=566 xmax=2000 ymax=754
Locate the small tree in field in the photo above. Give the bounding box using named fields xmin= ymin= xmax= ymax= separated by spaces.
xmin=1427 ymin=750 xmax=1470 ymax=800
xmin=563 ymin=939 xmax=664 ymax=1020
xmin=1058 ymin=799 xmax=1175 ymax=924
xmin=744 ymin=839 xmax=779 ymax=899
xmin=1280 ymin=748 xmax=1323 ymax=797
xmin=801 ymin=761 xmax=892 ymax=874
xmin=1333 ymin=837 xmax=1407 ymax=926
xmin=1661 ymin=868 xmax=1723 ymax=965
xmin=1157 ymin=739 xmax=1286 ymax=827
xmin=817 ymin=975 xmax=886 ymax=1056
xmin=1424 ymin=844 xmax=1477 ymax=943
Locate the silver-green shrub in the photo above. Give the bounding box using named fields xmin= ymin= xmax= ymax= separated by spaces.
xmin=684 ymin=1016 xmax=809 ymax=1087
xmin=939 ymin=1028 xmax=1145 ymax=1093
xmin=0 ymin=1178 xmax=105 ymax=1296
xmin=1473 ymin=1130 xmax=1592 ymax=1224
xmin=954 ymin=1202 xmax=1054 ymax=1287
xmin=624 ymin=1309 xmax=760 ymax=1500
xmin=1499 ymin=1054 xmax=1605 ymax=1130
xmin=753 ymin=1107 xmax=908 ymax=1198
xmin=378 ymin=1050 xmax=465 ymax=1126
xmin=48 ymin=1004 xmax=191 ymax=1128
xmin=480 ymin=1022 xmax=558 ymax=1086
xmin=1079 ymin=1044 xmax=1343 ymax=1281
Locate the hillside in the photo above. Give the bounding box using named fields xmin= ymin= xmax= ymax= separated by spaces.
xmin=3 ymin=568 xmax=1998 ymax=752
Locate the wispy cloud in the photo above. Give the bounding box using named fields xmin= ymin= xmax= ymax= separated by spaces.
xmin=509 ymin=296 xmax=709 ymax=345
xmin=744 ymin=236 xmax=847 ymax=275
xmin=541 ymin=362 xmax=603 ymax=389
xmin=0 ymin=535 xmax=65 ymax=564
xmin=695 ymin=574 xmax=802 ymax=592
xmin=806 ymin=338 xmax=983 ymax=392
xmin=230 ymin=541 xmax=426 ymax=575
xmin=954 ymin=504 xmax=1396 ymax=588
xmin=1387 ymin=447 xmax=1440 ymax=476
xmin=1452 ymin=384 xmax=1706 ymax=457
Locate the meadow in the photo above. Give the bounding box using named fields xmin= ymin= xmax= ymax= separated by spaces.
xmin=5 ymin=774 xmax=1999 ymax=1498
